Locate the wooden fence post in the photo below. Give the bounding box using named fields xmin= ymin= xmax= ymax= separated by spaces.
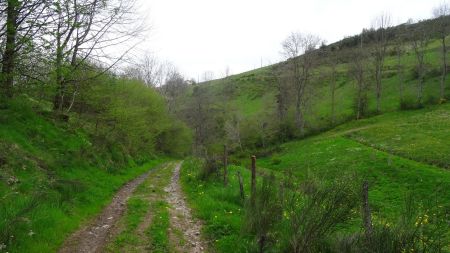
xmin=251 ymin=155 xmax=256 ymax=199
xmin=237 ymin=171 xmax=245 ymax=200
xmin=223 ymin=145 xmax=228 ymax=186
xmin=362 ymin=180 xmax=373 ymax=240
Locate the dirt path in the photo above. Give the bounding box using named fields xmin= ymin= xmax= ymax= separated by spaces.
xmin=58 ymin=164 xmax=163 ymax=253
xmin=165 ymin=162 xmax=207 ymax=253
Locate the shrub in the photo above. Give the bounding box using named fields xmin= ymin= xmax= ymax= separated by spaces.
xmin=278 ymin=177 xmax=359 ymax=253
xmin=242 ymin=174 xmax=283 ymax=252
xmin=198 ymin=155 xmax=220 ymax=180
xmin=331 ymin=192 xmax=450 ymax=253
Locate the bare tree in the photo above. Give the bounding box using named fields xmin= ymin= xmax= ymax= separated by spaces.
xmin=184 ymin=85 xmax=217 ymax=154
xmin=349 ymin=31 xmax=369 ymax=120
xmin=393 ymin=25 xmax=406 ymax=103
xmin=371 ymin=13 xmax=392 ymax=113
xmin=221 ymin=66 xmax=233 ymax=109
xmin=270 ymin=64 xmax=293 ymax=140
xmin=281 ymin=32 xmax=321 ymax=135
xmin=47 ymin=0 xmax=146 ymax=112
xmin=124 ymin=53 xmax=164 ymax=87
xmin=326 ymin=48 xmax=340 ymax=125
xmin=161 ymin=67 xmax=188 ymax=114
xmin=202 ymin=70 xmax=214 ymax=82
xmin=139 ymin=53 xmax=162 ymax=87
xmin=224 ymin=112 xmax=243 ymax=151
xmin=433 ymin=2 xmax=450 ymax=102
xmin=410 ymin=23 xmax=431 ymax=105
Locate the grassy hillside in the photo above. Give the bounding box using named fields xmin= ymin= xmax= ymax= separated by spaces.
xmin=181 ymin=103 xmax=450 ymax=252
xmin=180 ymin=28 xmax=450 ymax=153
xmin=234 ymin=40 xmax=444 ymax=117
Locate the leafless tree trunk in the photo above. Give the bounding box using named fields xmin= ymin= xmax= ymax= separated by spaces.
xmin=237 ymin=171 xmax=245 ymax=200
xmin=124 ymin=53 xmax=164 ymax=87
xmin=371 ymin=13 xmax=392 ymax=113
xmin=160 ymin=67 xmax=188 ymax=114
xmin=326 ymin=49 xmax=339 ymax=125
xmin=433 ymin=3 xmax=450 ymax=101
xmin=281 ymin=32 xmax=321 ymax=135
xmin=224 ymin=112 xmax=243 ymax=151
xmin=395 ymin=39 xmax=405 ymax=103
xmin=410 ymin=25 xmax=430 ymax=106
xmin=349 ymin=33 xmax=369 ymax=120
xmin=271 ymin=66 xmax=291 ymax=139
xmin=223 ymin=144 xmax=228 ymax=186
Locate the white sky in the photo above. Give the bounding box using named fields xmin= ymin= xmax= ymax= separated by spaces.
xmin=137 ymin=0 xmax=443 ymax=81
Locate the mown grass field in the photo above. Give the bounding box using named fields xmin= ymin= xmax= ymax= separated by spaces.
xmin=181 ymin=103 xmax=450 ymax=252
xmin=0 ymin=98 xmax=166 ymax=253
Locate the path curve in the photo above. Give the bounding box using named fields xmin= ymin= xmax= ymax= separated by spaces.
xmin=58 ymin=165 xmax=161 ymax=253
xmin=165 ymin=162 xmax=207 ymax=253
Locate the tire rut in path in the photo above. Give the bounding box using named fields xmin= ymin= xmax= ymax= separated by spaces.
xmin=165 ymin=162 xmax=207 ymax=253
xmin=58 ymin=165 xmax=163 ymax=253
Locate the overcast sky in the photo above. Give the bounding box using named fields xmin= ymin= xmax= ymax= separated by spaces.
xmin=137 ymin=0 xmax=443 ymax=81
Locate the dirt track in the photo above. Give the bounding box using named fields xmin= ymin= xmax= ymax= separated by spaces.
xmin=58 ymin=162 xmax=207 ymax=253
xmin=165 ymin=162 xmax=206 ymax=252
xmin=58 ymin=166 xmax=159 ymax=253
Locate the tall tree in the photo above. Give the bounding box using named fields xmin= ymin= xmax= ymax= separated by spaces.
xmin=326 ymin=47 xmax=340 ymax=125
xmin=1 ymin=0 xmax=49 ymax=99
xmin=393 ymin=25 xmax=406 ymax=104
xmin=124 ymin=53 xmax=164 ymax=87
xmin=48 ymin=0 xmax=145 ymax=112
xmin=184 ymin=85 xmax=218 ymax=154
xmin=349 ymin=32 xmax=369 ymax=120
xmin=371 ymin=13 xmax=392 ymax=113
xmin=268 ymin=65 xmax=292 ymax=141
xmin=281 ymin=32 xmax=321 ymax=135
xmin=161 ymin=68 xmax=188 ymax=114
xmin=410 ymin=23 xmax=430 ymax=105
xmin=433 ymin=3 xmax=450 ymax=102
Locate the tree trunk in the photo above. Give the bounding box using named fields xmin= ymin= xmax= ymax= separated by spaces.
xmin=53 ymin=43 xmax=65 ymax=111
xmin=259 ymin=235 xmax=266 ymax=253
xmin=441 ymin=36 xmax=447 ymax=101
xmin=375 ymin=65 xmax=382 ymax=113
xmin=223 ymin=145 xmax=228 ymax=186
xmin=1 ymin=0 xmax=19 ymax=98
xmin=330 ymin=67 xmax=336 ymax=125
xmin=397 ymin=49 xmax=404 ymax=102
xmin=237 ymin=171 xmax=245 ymax=200
xmin=417 ymin=62 xmax=424 ymax=105
xmin=295 ymin=94 xmax=301 ymax=128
